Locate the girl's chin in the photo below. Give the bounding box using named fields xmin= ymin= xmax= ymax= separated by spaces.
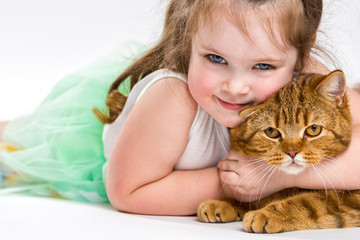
xmin=215 ymin=115 xmax=242 ymax=128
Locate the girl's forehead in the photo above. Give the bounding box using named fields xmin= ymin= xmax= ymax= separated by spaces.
xmin=194 ymin=0 xmax=302 ymax=52
xmin=196 ymin=8 xmax=289 ymax=53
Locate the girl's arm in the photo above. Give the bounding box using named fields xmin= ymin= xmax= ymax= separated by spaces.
xmin=219 ymin=88 xmax=360 ymax=201
xmin=106 ymin=78 xmax=225 ymax=215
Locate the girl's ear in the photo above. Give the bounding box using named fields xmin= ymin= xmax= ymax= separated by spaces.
xmin=315 ymin=70 xmax=346 ymax=106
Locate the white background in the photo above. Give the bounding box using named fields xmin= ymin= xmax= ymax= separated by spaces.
xmin=0 ymin=0 xmax=359 ymax=120
xmin=1 ymin=1 xmax=360 ymax=239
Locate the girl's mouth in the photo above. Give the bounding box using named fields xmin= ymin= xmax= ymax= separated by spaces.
xmin=217 ymin=98 xmax=247 ymax=111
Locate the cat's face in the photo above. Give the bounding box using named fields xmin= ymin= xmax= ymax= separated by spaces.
xmin=230 ymin=71 xmax=352 ymax=175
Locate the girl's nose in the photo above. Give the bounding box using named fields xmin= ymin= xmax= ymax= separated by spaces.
xmin=222 ymin=73 xmax=250 ymax=95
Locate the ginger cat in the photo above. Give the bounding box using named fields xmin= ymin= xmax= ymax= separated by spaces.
xmin=197 ymin=70 xmax=360 ymax=233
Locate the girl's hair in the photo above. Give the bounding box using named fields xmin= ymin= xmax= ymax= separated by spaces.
xmin=94 ymin=0 xmax=323 ymax=124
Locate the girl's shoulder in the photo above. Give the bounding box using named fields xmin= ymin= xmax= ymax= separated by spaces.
xmin=129 ymin=69 xmax=197 ymax=114
xmin=134 ymin=68 xmax=197 ymax=114
xmin=148 ymin=76 xmax=197 ymax=112
xmin=135 ymin=76 xmax=198 ymax=131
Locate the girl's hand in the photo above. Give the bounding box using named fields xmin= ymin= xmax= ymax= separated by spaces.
xmin=218 ymin=150 xmax=291 ymax=202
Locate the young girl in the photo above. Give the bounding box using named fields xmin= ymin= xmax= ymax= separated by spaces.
xmin=0 ymin=0 xmax=359 ymax=216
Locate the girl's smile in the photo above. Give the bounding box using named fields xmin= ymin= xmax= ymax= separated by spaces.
xmin=217 ymin=97 xmax=253 ymax=111
xmin=187 ymin=12 xmax=298 ymax=128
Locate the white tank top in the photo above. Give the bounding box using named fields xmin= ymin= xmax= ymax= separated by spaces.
xmin=102 ymin=69 xmax=230 ymax=180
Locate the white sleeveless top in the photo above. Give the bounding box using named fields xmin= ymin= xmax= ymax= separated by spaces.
xmin=102 ymin=69 xmax=230 ymax=180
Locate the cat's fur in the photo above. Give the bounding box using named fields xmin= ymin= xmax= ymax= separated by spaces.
xmin=197 ymin=70 xmax=360 ymax=233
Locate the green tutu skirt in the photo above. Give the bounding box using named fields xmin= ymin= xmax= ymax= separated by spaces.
xmin=0 ymin=41 xmax=146 ymax=203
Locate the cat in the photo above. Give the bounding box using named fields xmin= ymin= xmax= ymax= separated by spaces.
xmin=197 ymin=70 xmax=360 ymax=233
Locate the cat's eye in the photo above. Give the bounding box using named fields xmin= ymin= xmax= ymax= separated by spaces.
xmin=265 ymin=127 xmax=281 ymax=139
xmin=305 ymin=125 xmax=322 ymax=137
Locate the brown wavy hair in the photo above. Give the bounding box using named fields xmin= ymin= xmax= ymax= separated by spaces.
xmin=94 ymin=0 xmax=323 ymax=124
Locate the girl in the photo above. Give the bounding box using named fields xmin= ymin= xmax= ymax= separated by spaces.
xmin=0 ymin=0 xmax=359 ymax=216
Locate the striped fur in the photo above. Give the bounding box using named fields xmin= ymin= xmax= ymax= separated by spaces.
xmin=198 ymin=71 xmax=359 ymax=233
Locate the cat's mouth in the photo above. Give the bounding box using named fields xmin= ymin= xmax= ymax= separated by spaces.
xmin=282 ymin=163 xmax=305 ymax=175
xmin=281 ymin=158 xmax=306 ymax=175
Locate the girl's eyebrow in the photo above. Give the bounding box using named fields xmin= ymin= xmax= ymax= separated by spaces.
xmin=252 ymin=57 xmax=286 ymax=64
xmin=198 ymin=44 xmax=224 ymax=56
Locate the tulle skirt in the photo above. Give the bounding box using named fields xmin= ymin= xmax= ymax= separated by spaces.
xmin=0 ymin=41 xmax=145 ymax=203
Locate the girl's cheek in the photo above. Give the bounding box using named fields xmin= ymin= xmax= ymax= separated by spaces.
xmin=189 ymin=69 xmax=210 ymax=90
xmin=256 ymin=75 xmax=292 ymax=102
xmin=253 ymin=83 xmax=278 ymax=102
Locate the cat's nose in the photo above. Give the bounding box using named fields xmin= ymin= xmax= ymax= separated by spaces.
xmin=286 ymin=149 xmax=300 ymax=158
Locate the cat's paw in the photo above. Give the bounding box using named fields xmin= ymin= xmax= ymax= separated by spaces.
xmin=197 ymin=199 xmax=241 ymax=223
xmin=242 ymin=209 xmax=287 ymax=233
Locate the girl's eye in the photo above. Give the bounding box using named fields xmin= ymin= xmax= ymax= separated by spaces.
xmin=254 ymin=63 xmax=274 ymax=71
xmin=208 ymin=54 xmax=227 ymax=64
xmin=265 ymin=127 xmax=281 ymax=139
xmin=305 ymin=125 xmax=322 ymax=137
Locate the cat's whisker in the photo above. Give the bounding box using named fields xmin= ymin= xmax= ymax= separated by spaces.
xmin=243 ymin=164 xmax=278 ymax=207
xmin=316 ymin=160 xmax=350 ymax=189
xmin=236 ymin=156 xmax=268 ymax=163
xmin=234 ymin=164 xmax=271 ymax=204
xmin=219 ymin=159 xmax=265 ymax=189
xmin=219 ymin=158 xmax=267 ymax=190
xmin=232 ymin=162 xmax=266 ymax=188
xmin=320 ymin=155 xmax=356 ymax=189
xmin=311 ymin=164 xmax=344 ymax=204
xmin=248 ymin=165 xmax=274 ymax=205
xmin=256 ymin=165 xmax=278 ymax=206
xmin=315 ymin=159 xmax=354 ymax=199
xmin=249 ymin=169 xmax=271 ymax=210
xmin=321 ymin=155 xmax=356 ymax=182
xmin=227 ymin=157 xmax=273 ymax=201
xmin=309 ymin=165 xmax=329 ymax=199
xmin=233 ymin=158 xmax=267 ymax=174
xmin=235 ymin=165 xmax=270 ymax=199
xmin=311 ymin=164 xmax=342 ymax=203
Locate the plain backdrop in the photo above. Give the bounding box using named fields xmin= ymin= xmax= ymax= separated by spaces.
xmin=0 ymin=1 xmax=360 ymax=239
xmin=0 ymin=0 xmax=359 ymax=121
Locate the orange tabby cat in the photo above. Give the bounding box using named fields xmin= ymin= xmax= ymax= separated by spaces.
xmin=197 ymin=70 xmax=360 ymax=233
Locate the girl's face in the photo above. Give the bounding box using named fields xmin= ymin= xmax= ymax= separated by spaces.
xmin=188 ymin=14 xmax=298 ymax=128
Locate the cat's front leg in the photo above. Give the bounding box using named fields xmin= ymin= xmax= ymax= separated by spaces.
xmin=197 ymin=199 xmax=245 ymax=223
xmin=242 ymin=206 xmax=294 ymax=233
xmin=242 ymin=199 xmax=315 ymax=233
xmin=242 ymin=190 xmax=360 ymax=233
xmin=242 ymin=193 xmax=321 ymax=233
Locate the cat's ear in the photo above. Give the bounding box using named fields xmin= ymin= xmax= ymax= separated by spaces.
xmin=239 ymin=104 xmax=262 ymax=122
xmin=315 ymin=70 xmax=346 ymax=106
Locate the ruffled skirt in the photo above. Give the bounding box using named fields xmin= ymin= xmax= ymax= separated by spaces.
xmin=0 ymin=41 xmax=145 ymax=203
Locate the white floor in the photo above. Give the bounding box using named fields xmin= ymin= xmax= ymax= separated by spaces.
xmin=1 ymin=195 xmax=360 ymax=240
xmin=1 ymin=1 xmax=360 ymax=239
